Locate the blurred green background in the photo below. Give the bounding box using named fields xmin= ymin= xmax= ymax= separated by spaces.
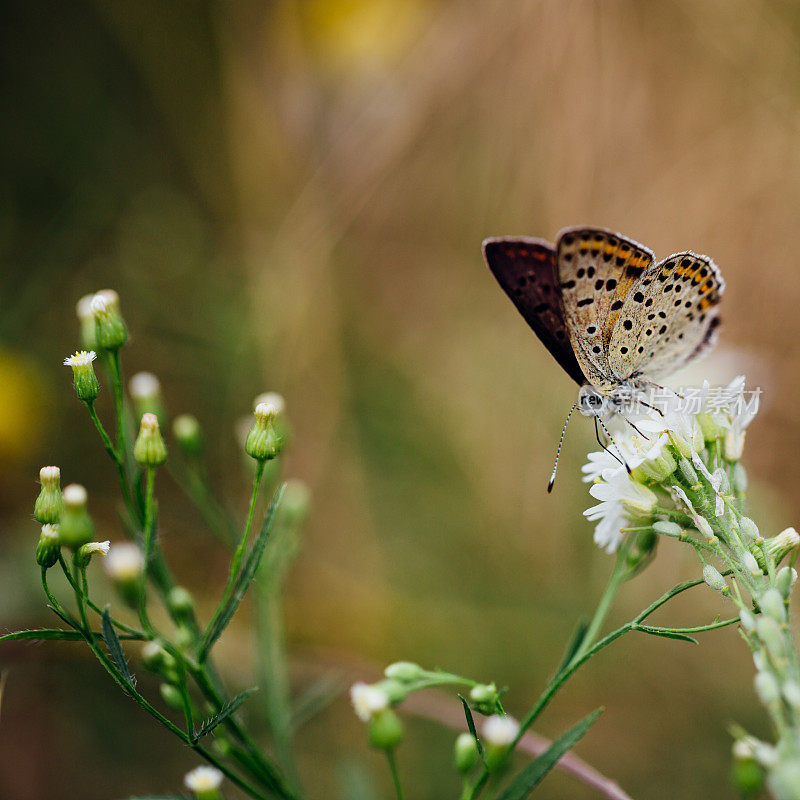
xmin=2 ymin=1 xmax=799 ymax=798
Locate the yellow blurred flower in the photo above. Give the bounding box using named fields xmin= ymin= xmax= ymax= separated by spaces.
xmin=0 ymin=348 xmax=45 ymax=460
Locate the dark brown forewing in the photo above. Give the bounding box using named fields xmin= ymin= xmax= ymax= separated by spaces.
xmin=483 ymin=236 xmax=585 ymax=385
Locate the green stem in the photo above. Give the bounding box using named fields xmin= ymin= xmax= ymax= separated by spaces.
xmin=168 ymin=461 xmax=237 ymax=546
xmin=386 ymin=749 xmax=404 ymax=800
xmin=139 ymin=466 xmax=157 ymax=636
xmin=201 ymin=460 xmax=265 ymax=649
xmin=570 ymin=540 xmax=630 ymax=665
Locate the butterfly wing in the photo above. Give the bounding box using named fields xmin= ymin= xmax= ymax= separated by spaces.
xmin=483 ymin=236 xmax=585 ymax=385
xmin=555 ymin=227 xmax=655 ymax=391
xmin=607 ymin=251 xmax=725 ymax=380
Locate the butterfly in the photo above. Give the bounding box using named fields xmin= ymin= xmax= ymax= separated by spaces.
xmin=482 ymin=226 xmax=725 ymax=488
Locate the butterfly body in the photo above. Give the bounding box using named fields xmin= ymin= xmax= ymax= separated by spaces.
xmin=482 ymin=227 xmax=724 ymax=405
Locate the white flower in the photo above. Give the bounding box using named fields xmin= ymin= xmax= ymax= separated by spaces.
xmin=482 ymin=714 xmax=519 ymax=747
xmin=184 ymin=765 xmax=223 ymax=793
xmin=639 ymin=389 xmax=704 ymax=457
xmin=350 ymin=682 xmax=389 ymax=722
xmin=62 ymin=483 xmax=88 ymax=507
xmin=39 ymin=465 xmax=60 ymax=484
xmin=83 ymin=540 xmax=110 ymax=557
xmin=254 ymin=391 xmax=285 ymax=416
xmin=129 ymin=371 xmax=161 ymax=400
xmin=584 ymin=472 xmax=657 ymax=553
xmin=104 ymin=543 xmax=144 ymax=581
xmin=63 ymin=350 xmax=97 ymax=367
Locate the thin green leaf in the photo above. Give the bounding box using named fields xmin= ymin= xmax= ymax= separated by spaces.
xmin=199 ymin=484 xmax=285 ymax=660
xmin=495 ymin=708 xmax=603 ymax=800
xmin=635 ymin=625 xmax=698 ymax=644
xmin=557 ymin=618 xmax=588 ymax=673
xmin=459 ymin=695 xmax=485 ymax=759
xmin=192 ymin=687 xmax=257 ymax=743
xmin=101 ymin=608 xmax=134 ymax=686
xmin=291 ymin=674 xmax=344 ymax=731
xmin=0 ymin=628 xmax=85 ymax=642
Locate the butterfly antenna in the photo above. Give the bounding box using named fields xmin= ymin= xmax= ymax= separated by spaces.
xmin=596 ymin=416 xmax=632 ymax=475
xmin=548 ymin=402 xmax=578 ymax=493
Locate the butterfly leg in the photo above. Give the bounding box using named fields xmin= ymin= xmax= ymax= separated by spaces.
xmin=594 ymin=416 xmax=632 ymax=474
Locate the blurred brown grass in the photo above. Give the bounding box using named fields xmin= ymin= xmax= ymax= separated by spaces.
xmin=2 ymin=1 xmax=800 ymax=798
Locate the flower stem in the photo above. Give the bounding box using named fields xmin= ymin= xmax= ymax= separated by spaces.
xmin=386 ymin=749 xmax=405 ymax=800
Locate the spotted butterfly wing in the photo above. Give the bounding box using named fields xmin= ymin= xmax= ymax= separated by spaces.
xmin=482 ymin=237 xmax=585 ymax=385
xmin=555 ymin=227 xmax=655 ymax=391
xmin=607 ymin=251 xmax=725 ymax=380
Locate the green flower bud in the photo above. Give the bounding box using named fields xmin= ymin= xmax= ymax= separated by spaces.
xmin=36 ymin=524 xmax=61 ymax=569
xmin=129 ymin=372 xmax=166 ymax=429
xmin=755 ymin=671 xmax=781 ymax=707
xmin=384 ymin=661 xmax=424 ymax=683
xmin=776 ymin=566 xmax=796 ymax=600
xmin=76 ymin=540 xmax=110 ymax=569
xmin=626 ymin=529 xmax=658 ymax=573
xmin=784 ymin=681 xmax=800 ymax=713
xmin=482 ymin=715 xmax=519 ymax=772
xmin=59 ymin=484 xmax=94 ymax=548
xmin=703 ymin=564 xmax=728 ymax=594
xmin=756 ymin=615 xmax=785 ymax=663
xmin=160 ymin=682 xmax=184 ymax=710
xmin=631 ymin=447 xmax=677 ymax=483
xmin=373 ymin=678 xmax=407 ymax=704
xmin=279 ymin=479 xmax=312 ymax=528
xmin=172 ymin=414 xmax=203 ymax=456
xmin=64 ymin=350 xmax=100 ymax=403
xmin=740 ymin=609 xmax=756 ymax=632
xmin=245 ymin=402 xmax=283 ymax=461
xmin=454 ymin=732 xmax=479 ymax=773
xmin=76 ymin=294 xmax=98 ymax=350
xmin=469 ymin=682 xmax=498 ymax=704
xmin=742 ymin=551 xmax=762 ymax=578
xmin=168 ymin=586 xmax=195 ymax=623
xmin=368 ymin=709 xmax=403 ymax=750
xmin=91 ymin=290 xmax=127 ymax=350
xmin=184 ymin=766 xmax=224 ymax=800
xmin=254 ymin=392 xmax=290 ymax=443
xmin=104 ymin=543 xmax=144 ymax=607
xmin=653 ymin=520 xmax=683 ymax=537
xmin=730 ymin=747 xmax=765 ymax=796
xmin=173 ymin=625 xmax=195 ymax=650
xmin=697 ymin=412 xmax=727 ymax=443
xmin=732 ymin=462 xmax=748 ymax=494
xmin=34 ymin=465 xmax=63 ymax=524
xmin=760 ymin=588 xmax=786 ymax=623
xmin=142 ymin=641 xmax=178 ymax=681
xmin=134 ymin=413 xmax=167 ymax=467
xmin=740 ymin=517 xmax=759 ymax=542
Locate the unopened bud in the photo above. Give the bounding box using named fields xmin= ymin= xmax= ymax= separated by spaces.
xmin=784 ymin=681 xmax=800 ymax=713
xmin=173 ymin=414 xmax=203 ymax=456
xmin=368 ymin=709 xmax=403 ymax=750
xmin=760 ymin=588 xmax=786 ymax=623
xmin=703 ymin=564 xmax=728 ymax=593
xmin=279 ymin=479 xmax=311 ymax=528
xmin=134 ymin=413 xmax=167 ymax=467
xmin=34 ymin=466 xmax=63 ymax=524
xmin=653 ymin=520 xmax=682 ymax=537
xmin=168 ymin=586 xmax=195 ymax=623
xmin=740 ymin=517 xmax=759 ymax=542
xmin=90 ymin=290 xmax=127 ymax=350
xmin=104 ymin=543 xmax=144 ymax=607
xmin=59 ymin=484 xmax=94 ymax=548
xmin=245 ymin=402 xmax=282 ymax=461
xmin=76 ymin=294 xmax=98 ymax=350
xmin=129 ymin=372 xmax=165 ymax=427
xmin=76 ymin=540 xmax=110 ymax=568
xmin=160 ymin=682 xmax=184 ymax=710
xmin=767 ymin=760 xmax=800 ymax=800
xmin=454 ymin=732 xmax=479 ymax=773
xmin=732 ymin=462 xmax=748 ymax=494
xmin=756 ymin=615 xmax=785 ymax=663
xmin=142 ymin=641 xmax=178 ymax=681
xmin=755 ymin=671 xmax=781 ymax=707
xmin=743 ymin=551 xmax=762 ymax=578
xmin=184 ymin=765 xmax=224 ymax=800
xmin=776 ymin=566 xmax=797 ymax=600
xmin=740 ymin=609 xmax=756 ymax=632
xmin=36 ymin=524 xmax=61 ymax=569
xmin=677 ymin=457 xmax=699 ymax=485
xmin=697 ymin=412 xmax=727 ymax=443
xmin=384 ymin=662 xmax=424 ymax=683
xmin=482 ymin=715 xmax=519 ymax=772
xmin=64 ymin=350 xmax=100 ymax=403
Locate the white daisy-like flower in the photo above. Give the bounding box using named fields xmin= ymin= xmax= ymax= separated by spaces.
xmin=129 ymin=371 xmax=161 ymax=400
xmin=350 ymin=682 xmax=389 ymax=722
xmin=482 ymin=714 xmax=519 ymax=747
xmin=83 ymin=540 xmax=110 ymax=557
xmin=184 ymin=765 xmax=224 ymax=793
xmin=584 ymin=471 xmax=658 ymax=553
xmin=104 ymin=543 xmax=144 ymax=581
xmin=63 ymin=350 xmax=97 ymax=367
